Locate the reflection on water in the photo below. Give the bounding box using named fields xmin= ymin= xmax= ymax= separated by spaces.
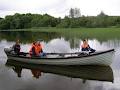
xmin=1 ymin=31 xmax=120 ymax=90
xmin=12 ymin=66 xmax=22 ymax=78
xmin=6 ymin=60 xmax=114 ymax=82
xmin=0 ymin=31 xmax=61 ymax=43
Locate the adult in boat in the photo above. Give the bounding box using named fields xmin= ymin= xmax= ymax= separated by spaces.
xmin=12 ymin=39 xmax=21 ymax=55
xmin=29 ymin=41 xmax=38 ymax=57
xmin=81 ymin=39 xmax=96 ymax=53
xmin=29 ymin=41 xmax=46 ymax=57
xmin=36 ymin=41 xmax=43 ymax=55
xmin=36 ymin=41 xmax=46 ymax=57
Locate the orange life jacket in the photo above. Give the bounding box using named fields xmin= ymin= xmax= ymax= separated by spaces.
xmin=36 ymin=44 xmax=42 ymax=55
xmin=81 ymin=43 xmax=89 ymax=48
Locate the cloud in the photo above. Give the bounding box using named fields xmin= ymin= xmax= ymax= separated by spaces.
xmin=0 ymin=0 xmax=70 ymax=17
xmin=0 ymin=0 xmax=120 ymax=18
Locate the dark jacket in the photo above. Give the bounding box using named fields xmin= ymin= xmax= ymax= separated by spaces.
xmin=13 ymin=44 xmax=20 ymax=54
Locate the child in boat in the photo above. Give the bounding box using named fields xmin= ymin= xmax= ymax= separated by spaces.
xmin=81 ymin=39 xmax=96 ymax=53
xmin=12 ymin=39 xmax=21 ymax=55
xmin=12 ymin=39 xmax=26 ymax=55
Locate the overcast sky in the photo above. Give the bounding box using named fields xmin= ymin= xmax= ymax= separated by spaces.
xmin=0 ymin=0 xmax=120 ymax=18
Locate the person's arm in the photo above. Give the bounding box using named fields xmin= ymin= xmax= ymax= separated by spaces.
xmin=12 ymin=44 xmax=15 ymax=50
xmin=32 ymin=47 xmax=36 ymax=55
xmin=17 ymin=45 xmax=21 ymax=52
xmin=41 ymin=49 xmax=43 ymax=53
xmin=88 ymin=44 xmax=90 ymax=48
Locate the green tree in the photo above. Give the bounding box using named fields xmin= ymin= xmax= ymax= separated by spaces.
xmin=57 ymin=16 xmax=70 ymax=28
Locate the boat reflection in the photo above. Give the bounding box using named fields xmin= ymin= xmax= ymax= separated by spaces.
xmin=12 ymin=66 xmax=22 ymax=77
xmin=6 ymin=59 xmax=114 ymax=82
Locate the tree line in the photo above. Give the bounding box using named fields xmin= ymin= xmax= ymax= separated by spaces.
xmin=0 ymin=9 xmax=120 ymax=30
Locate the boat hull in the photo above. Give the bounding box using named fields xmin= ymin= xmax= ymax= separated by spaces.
xmin=5 ymin=49 xmax=115 ymax=66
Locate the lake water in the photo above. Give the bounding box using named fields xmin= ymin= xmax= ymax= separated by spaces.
xmin=0 ymin=31 xmax=120 ymax=90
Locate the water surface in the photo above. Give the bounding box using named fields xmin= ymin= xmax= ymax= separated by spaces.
xmin=0 ymin=31 xmax=120 ymax=90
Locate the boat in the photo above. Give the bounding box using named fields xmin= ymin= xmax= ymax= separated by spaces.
xmin=4 ymin=48 xmax=115 ymax=66
xmin=6 ymin=60 xmax=114 ymax=82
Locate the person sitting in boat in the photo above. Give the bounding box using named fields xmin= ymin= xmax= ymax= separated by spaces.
xmin=36 ymin=41 xmax=46 ymax=57
xmin=12 ymin=39 xmax=21 ymax=55
xmin=12 ymin=39 xmax=26 ymax=56
xmin=29 ymin=41 xmax=38 ymax=57
xmin=81 ymin=39 xmax=96 ymax=53
xmin=29 ymin=41 xmax=46 ymax=57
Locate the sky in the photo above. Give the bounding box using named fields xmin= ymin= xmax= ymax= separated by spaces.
xmin=0 ymin=0 xmax=120 ymax=18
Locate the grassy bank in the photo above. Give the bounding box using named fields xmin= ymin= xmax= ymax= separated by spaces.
xmin=29 ymin=27 xmax=120 ymax=41
xmin=1 ymin=27 xmax=120 ymax=41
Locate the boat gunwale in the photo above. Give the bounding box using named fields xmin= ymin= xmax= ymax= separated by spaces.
xmin=5 ymin=49 xmax=115 ymax=60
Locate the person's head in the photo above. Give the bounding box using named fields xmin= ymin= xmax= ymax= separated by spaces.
xmin=37 ymin=41 xmax=40 ymax=45
xmin=33 ymin=41 xmax=37 ymax=45
xmin=37 ymin=40 xmax=43 ymax=46
xmin=16 ymin=39 xmax=20 ymax=44
xmin=83 ymin=39 xmax=88 ymax=44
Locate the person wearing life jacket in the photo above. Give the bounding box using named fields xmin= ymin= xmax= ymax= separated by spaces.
xmin=36 ymin=41 xmax=43 ymax=55
xmin=36 ymin=41 xmax=46 ymax=57
xmin=29 ymin=42 xmax=38 ymax=57
xmin=81 ymin=39 xmax=96 ymax=53
xmin=81 ymin=39 xmax=90 ymax=51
